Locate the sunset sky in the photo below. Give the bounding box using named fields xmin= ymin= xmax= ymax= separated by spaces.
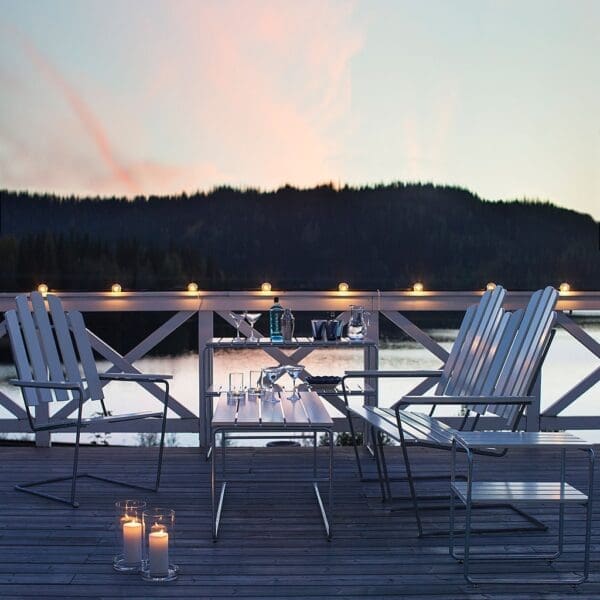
xmin=0 ymin=0 xmax=598 ymax=218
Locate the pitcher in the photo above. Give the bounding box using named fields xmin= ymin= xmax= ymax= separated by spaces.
xmin=347 ymin=305 xmax=370 ymax=340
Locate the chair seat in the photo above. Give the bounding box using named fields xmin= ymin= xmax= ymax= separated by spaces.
xmin=34 ymin=410 xmax=163 ymax=431
xmin=347 ymin=404 xmax=456 ymax=448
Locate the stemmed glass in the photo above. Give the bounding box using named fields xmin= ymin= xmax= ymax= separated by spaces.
xmin=262 ymin=366 xmax=282 ymax=402
xmin=285 ymin=364 xmax=304 ymax=401
xmin=245 ymin=312 xmax=261 ymax=342
xmin=230 ymin=312 xmax=246 ymax=343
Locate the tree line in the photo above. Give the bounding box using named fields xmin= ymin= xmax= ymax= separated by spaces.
xmin=0 ymin=182 xmax=597 ymax=292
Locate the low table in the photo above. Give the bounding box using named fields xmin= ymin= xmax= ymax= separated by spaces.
xmin=210 ymin=390 xmax=334 ymax=540
xmin=450 ymin=431 xmax=594 ymax=584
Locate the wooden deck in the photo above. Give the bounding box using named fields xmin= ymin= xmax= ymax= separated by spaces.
xmin=0 ymin=444 xmax=598 ymax=598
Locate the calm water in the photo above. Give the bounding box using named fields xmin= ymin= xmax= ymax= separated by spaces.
xmin=1 ymin=321 xmax=598 ymax=445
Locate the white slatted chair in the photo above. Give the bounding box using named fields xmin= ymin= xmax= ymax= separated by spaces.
xmin=342 ymin=287 xmax=558 ymax=537
xmin=343 ymin=284 xmax=507 ymax=480
xmin=4 ymin=291 xmax=172 ymax=507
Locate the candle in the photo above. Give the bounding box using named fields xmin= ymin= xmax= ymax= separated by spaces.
xmin=149 ymin=527 xmax=169 ymax=576
xmin=122 ymin=519 xmax=142 ymax=565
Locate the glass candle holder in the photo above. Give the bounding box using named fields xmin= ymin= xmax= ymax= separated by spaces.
xmin=114 ymin=500 xmax=146 ymax=572
xmin=141 ymin=508 xmax=178 ymax=582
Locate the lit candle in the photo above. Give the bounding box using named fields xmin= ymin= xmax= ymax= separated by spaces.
xmin=122 ymin=519 xmax=142 ymax=565
xmin=149 ymin=526 xmax=169 ymax=576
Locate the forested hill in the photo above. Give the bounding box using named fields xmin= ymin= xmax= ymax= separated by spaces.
xmin=0 ymin=183 xmax=597 ymax=291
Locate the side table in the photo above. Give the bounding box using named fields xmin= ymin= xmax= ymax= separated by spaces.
xmin=211 ymin=389 xmax=334 ymax=541
xmin=450 ymin=431 xmax=594 ymax=584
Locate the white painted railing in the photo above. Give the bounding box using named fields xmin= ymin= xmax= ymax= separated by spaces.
xmin=0 ymin=290 xmax=598 ymax=446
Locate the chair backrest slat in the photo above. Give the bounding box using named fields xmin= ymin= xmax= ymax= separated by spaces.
xmin=442 ymin=286 xmax=506 ymax=396
xmin=67 ymin=310 xmax=104 ymax=401
xmin=29 ymin=292 xmax=69 ymax=401
xmin=46 ymin=294 xmax=82 ymax=384
xmin=5 ymin=310 xmax=39 ymax=406
xmin=469 ymin=309 xmax=523 ymax=415
xmin=15 ymin=295 xmax=53 ymax=403
xmin=481 ymin=287 xmax=558 ymax=426
xmin=434 ymin=304 xmax=476 ymax=394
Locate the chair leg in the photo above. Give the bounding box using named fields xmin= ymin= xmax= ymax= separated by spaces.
xmin=370 ymin=427 xmax=387 ymax=501
xmin=70 ymin=399 xmax=84 ymax=506
xmin=346 ymin=410 xmax=364 ymax=480
xmin=155 ymin=380 xmax=169 ymax=491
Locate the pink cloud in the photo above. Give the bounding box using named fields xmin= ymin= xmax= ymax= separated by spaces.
xmin=0 ymin=1 xmax=363 ymax=196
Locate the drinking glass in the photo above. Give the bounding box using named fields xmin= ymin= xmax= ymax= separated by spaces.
xmin=261 ymin=366 xmax=282 ymax=402
xmin=230 ymin=312 xmax=246 ymax=343
xmin=285 ymin=364 xmax=304 ymax=401
xmin=245 ymin=312 xmax=262 ymax=342
xmin=228 ymin=372 xmax=244 ymax=399
xmin=248 ymin=370 xmax=262 ymax=395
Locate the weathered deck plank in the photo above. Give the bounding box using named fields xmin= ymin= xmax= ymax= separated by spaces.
xmin=0 ymin=445 xmax=598 ymax=598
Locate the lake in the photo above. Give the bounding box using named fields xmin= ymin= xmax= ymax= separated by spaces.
xmin=1 ymin=319 xmax=598 ymax=445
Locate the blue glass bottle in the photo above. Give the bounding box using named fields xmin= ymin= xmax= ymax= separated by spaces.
xmin=269 ymin=296 xmax=284 ymax=342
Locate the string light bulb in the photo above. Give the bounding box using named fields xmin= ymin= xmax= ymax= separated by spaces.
xmin=111 ymin=283 xmax=122 ymax=294
xmin=413 ymin=282 xmax=424 ymax=293
xmin=338 ymin=282 xmax=349 ymax=292
xmin=187 ymin=282 xmax=199 ymax=292
xmin=37 ymin=283 xmax=48 ymax=297
xmin=261 ymin=282 xmax=272 ymax=292
xmin=559 ymin=282 xmax=571 ymax=294
xmin=486 ymin=282 xmax=497 ymax=291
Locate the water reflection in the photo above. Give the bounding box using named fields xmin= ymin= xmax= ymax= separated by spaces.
xmin=0 ymin=323 xmax=598 ymax=445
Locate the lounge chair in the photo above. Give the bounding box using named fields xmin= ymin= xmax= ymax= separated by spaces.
xmin=342 ymin=287 xmax=558 ymax=536
xmin=4 ymin=291 xmax=171 ymax=507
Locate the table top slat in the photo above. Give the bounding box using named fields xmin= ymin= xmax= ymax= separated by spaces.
xmin=211 ymin=395 xmax=239 ymax=427
xmin=259 ymin=395 xmax=285 ymax=424
xmin=300 ymin=392 xmax=333 ymax=426
xmin=279 ymin=393 xmax=310 ymax=425
xmin=236 ymin=396 xmax=260 ymax=423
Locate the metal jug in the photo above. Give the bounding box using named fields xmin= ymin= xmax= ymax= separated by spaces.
xmin=347 ymin=305 xmax=370 ymax=340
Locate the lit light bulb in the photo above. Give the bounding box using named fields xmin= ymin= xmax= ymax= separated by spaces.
xmin=338 ymin=282 xmax=349 ymax=292
xmin=111 ymin=283 xmax=122 ymax=294
xmin=559 ymin=282 xmax=571 ymax=294
xmin=261 ymin=282 xmax=272 ymax=292
xmin=486 ymin=282 xmax=497 ymax=291
xmin=37 ymin=283 xmax=48 ymax=296
xmin=187 ymin=282 xmax=199 ymax=292
xmin=413 ymin=282 xmax=424 ymax=293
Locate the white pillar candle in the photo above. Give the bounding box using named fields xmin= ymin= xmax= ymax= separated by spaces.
xmin=149 ymin=527 xmax=169 ymax=576
xmin=122 ymin=519 xmax=142 ymax=565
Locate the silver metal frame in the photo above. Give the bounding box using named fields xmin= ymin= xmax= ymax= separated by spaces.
xmin=11 ymin=378 xmax=170 ymax=508
xmin=449 ymin=436 xmax=594 ymax=584
xmin=211 ymin=424 xmax=334 ymax=541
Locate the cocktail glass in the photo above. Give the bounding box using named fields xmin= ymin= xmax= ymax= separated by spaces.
xmin=245 ymin=312 xmax=262 ymax=342
xmin=285 ymin=364 xmax=304 ymax=401
xmin=230 ymin=312 xmax=246 ymax=343
xmin=262 ymin=366 xmax=282 ymax=402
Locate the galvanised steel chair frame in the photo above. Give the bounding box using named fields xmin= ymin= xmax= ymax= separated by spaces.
xmin=5 ymin=291 xmax=171 ymax=507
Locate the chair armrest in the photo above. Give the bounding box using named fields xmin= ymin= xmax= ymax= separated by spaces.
xmin=400 ymin=395 xmax=534 ymax=406
xmin=344 ymin=370 xmax=442 ymax=379
xmin=99 ymin=373 xmax=172 ymax=382
xmin=9 ymin=379 xmax=82 ymax=391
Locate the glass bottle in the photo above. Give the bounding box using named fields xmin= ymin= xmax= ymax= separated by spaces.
xmin=269 ymin=296 xmax=284 ymax=342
